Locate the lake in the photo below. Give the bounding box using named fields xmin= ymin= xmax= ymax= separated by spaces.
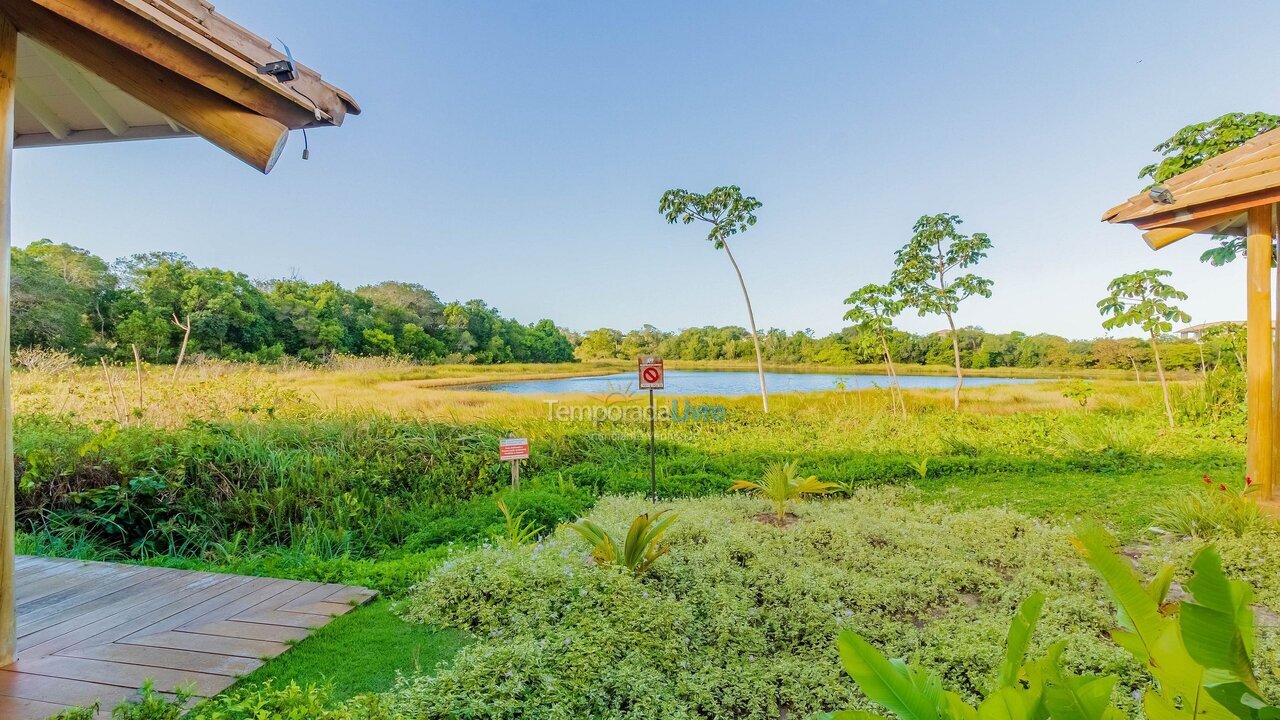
xmin=457 ymin=370 xmax=1050 ymax=396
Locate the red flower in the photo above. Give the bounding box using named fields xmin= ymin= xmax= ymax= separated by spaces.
xmin=1246 ymin=476 xmax=1253 ymax=486
xmin=1219 ymin=483 xmax=1227 ymax=492
xmin=1203 ymin=474 xmax=1212 ymax=484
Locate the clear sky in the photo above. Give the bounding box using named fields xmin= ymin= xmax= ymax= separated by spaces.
xmin=11 ymin=1 xmax=1280 ymax=339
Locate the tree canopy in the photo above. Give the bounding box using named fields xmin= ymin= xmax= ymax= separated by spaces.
xmin=10 ymin=241 xmax=574 ymax=365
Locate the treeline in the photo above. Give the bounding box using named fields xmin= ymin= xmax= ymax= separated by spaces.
xmin=12 ymin=240 xmax=574 ymax=364
xmin=569 ymin=324 xmax=1241 ymax=373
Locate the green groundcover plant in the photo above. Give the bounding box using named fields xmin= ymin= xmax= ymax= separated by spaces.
xmin=828 ymin=527 xmax=1278 ymax=720
xmin=384 ymin=494 xmax=1167 ymax=718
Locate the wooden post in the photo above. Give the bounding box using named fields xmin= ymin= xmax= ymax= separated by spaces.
xmin=0 ymin=13 xmax=17 ymax=667
xmin=1272 ymin=203 xmax=1280 ymax=506
xmin=1246 ymin=205 xmax=1273 ymax=502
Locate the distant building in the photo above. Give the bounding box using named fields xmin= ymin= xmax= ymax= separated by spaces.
xmin=1175 ymin=321 xmax=1244 ymax=341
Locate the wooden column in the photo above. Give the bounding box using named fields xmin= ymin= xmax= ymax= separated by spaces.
xmin=1246 ymin=205 xmax=1274 ymax=501
xmin=0 ymin=13 xmax=14 ymax=667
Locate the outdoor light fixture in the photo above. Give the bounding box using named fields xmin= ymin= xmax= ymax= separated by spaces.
xmin=258 ymin=39 xmax=298 ymax=83
xmin=1148 ymin=185 xmax=1176 ymax=205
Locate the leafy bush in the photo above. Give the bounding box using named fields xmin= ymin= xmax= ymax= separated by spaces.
xmin=1074 ymin=526 xmax=1278 ymax=720
xmin=187 ymin=680 xmax=400 ymax=719
xmin=828 ymin=532 xmax=1280 ymax=720
xmin=388 ymin=493 xmax=1151 ymax=719
xmin=1150 ymin=475 xmax=1266 ymax=538
xmin=55 ymin=680 xmax=401 ymax=720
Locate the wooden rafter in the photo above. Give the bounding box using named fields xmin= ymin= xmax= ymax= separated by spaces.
xmin=13 ymin=77 xmax=66 ymax=139
xmin=30 ymin=41 xmax=127 ymax=136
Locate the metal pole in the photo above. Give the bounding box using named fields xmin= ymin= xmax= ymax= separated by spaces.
xmin=648 ymin=389 xmax=656 ymax=500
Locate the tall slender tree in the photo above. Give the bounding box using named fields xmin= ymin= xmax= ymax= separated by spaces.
xmin=1097 ymin=269 xmax=1190 ymax=428
xmin=891 ymin=213 xmax=993 ymax=409
xmin=660 ymin=185 xmax=770 ymax=412
xmin=843 ymin=283 xmax=906 ymax=415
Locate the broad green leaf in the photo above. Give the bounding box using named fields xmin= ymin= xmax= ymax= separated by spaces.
xmin=998 ymin=593 xmax=1045 ymax=690
xmin=837 ymin=631 xmax=944 ymax=720
xmin=978 ymin=688 xmax=1033 ymax=720
xmin=1072 ymin=525 xmax=1166 ymax=660
xmin=1142 ymin=692 xmax=1190 ymax=720
xmin=1147 ymin=564 xmax=1176 ymax=605
xmin=1181 ymin=548 xmax=1258 ymax=690
xmin=1205 ymin=682 xmax=1270 ymax=720
xmin=1042 ymin=675 xmax=1117 ymax=720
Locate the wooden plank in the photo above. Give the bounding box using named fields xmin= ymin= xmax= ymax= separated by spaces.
xmin=1247 ymin=205 xmax=1274 ymax=497
xmin=183 ymin=619 xmax=309 ymax=644
xmin=10 ymin=655 xmax=230 ymax=696
xmin=0 ymin=10 xmax=16 ymax=668
xmin=19 ymin=572 xmax=247 ymax=654
xmin=324 ymin=585 xmax=378 ymax=606
xmin=15 ymin=558 xmax=123 ymax=605
xmin=61 ymin=642 xmax=262 ymax=677
xmin=0 ymin=694 xmax=78 ymax=720
xmin=61 ymin=574 xmax=265 ymax=652
xmin=118 ymin=630 xmax=287 ymax=659
xmin=17 ymin=564 xmax=155 ymax=623
xmin=228 ymin=608 xmax=330 ymax=629
xmin=2 ymin=559 xmax=372 ymax=713
xmin=0 ymin=669 xmax=137 ymax=709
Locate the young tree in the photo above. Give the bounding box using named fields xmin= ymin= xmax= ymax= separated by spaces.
xmin=891 ymin=213 xmax=993 ymax=409
xmin=1097 ymin=269 xmax=1190 ymax=428
xmin=1139 ymin=112 xmax=1280 ymax=266
xmin=659 ymin=185 xmax=770 ymax=412
xmin=843 ymin=283 xmax=906 ymax=415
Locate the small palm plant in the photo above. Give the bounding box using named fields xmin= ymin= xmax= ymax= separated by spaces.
xmin=568 ymin=510 xmax=677 ymax=574
xmin=730 ymin=460 xmax=837 ymax=521
xmin=496 ymin=498 xmax=542 ymax=547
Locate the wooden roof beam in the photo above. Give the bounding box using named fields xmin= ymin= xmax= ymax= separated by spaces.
xmin=1140 ymin=211 xmax=1244 ymax=250
xmin=17 ymin=0 xmax=350 ymax=129
xmin=4 ymin=3 xmax=288 ymax=172
xmin=30 ymin=42 xmax=127 ymax=136
xmin=14 ymin=77 xmax=66 ymax=139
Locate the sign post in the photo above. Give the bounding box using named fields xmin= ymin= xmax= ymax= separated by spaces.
xmin=637 ymin=356 xmax=664 ymax=500
xmin=499 ymin=436 xmax=530 ymax=491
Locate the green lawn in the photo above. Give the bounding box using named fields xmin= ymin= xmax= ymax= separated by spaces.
xmin=234 ymin=600 xmax=469 ymax=702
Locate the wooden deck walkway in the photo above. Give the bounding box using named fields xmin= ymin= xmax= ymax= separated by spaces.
xmin=0 ymin=555 xmax=377 ymax=719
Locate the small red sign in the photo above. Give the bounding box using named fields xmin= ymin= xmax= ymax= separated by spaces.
xmin=638 ymin=356 xmax=664 ymax=390
xmin=499 ymin=437 xmax=530 ymax=461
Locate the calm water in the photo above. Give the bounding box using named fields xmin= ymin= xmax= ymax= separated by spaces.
xmin=458 ymin=370 xmax=1049 ymax=396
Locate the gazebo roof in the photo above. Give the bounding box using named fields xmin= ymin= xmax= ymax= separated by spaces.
xmin=1102 ymin=124 xmax=1280 ymax=247
xmin=1 ymin=0 xmax=359 ymax=172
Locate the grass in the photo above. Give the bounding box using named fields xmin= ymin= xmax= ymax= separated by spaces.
xmin=233 ymin=600 xmax=469 ymax=702
xmin=914 ymin=469 xmax=1216 ymax=538
xmin=10 ymin=359 xmax=1253 ymax=718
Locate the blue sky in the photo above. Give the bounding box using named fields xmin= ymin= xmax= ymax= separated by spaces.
xmin=12 ymin=1 xmax=1280 ymax=339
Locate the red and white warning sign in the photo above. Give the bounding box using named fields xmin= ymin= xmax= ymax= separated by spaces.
xmin=499 ymin=437 xmax=530 ymax=461
xmin=638 ymin=356 xmax=664 ymax=390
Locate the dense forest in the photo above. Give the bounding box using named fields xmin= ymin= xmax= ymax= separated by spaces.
xmin=569 ymin=325 xmax=1236 ymax=373
xmin=13 ymin=240 xmax=574 ymax=364
xmin=13 ymin=240 xmax=1234 ymax=372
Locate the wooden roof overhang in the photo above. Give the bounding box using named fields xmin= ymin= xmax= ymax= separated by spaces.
xmin=1102 ymin=125 xmax=1280 ymax=248
xmin=1103 ymin=124 xmax=1280 ymax=510
xmin=0 ymin=0 xmax=359 ymax=172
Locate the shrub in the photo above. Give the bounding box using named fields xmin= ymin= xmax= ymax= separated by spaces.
xmin=389 ymin=493 xmax=1145 ymax=720
xmin=187 ymin=680 xmax=400 ymax=719
xmin=1150 ymin=474 xmax=1266 ymax=538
